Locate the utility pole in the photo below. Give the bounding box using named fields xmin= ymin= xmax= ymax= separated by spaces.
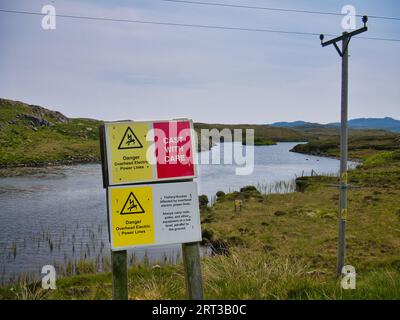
xmin=320 ymin=16 xmax=368 ymax=276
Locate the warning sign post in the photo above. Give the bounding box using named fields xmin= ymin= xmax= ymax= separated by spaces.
xmin=99 ymin=119 xmax=204 ymax=300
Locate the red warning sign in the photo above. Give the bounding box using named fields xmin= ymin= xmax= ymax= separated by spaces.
xmin=103 ymin=119 xmax=197 ymax=186
xmin=153 ymin=120 xmax=195 ymax=179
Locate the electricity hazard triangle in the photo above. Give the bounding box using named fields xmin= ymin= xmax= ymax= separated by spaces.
xmin=118 ymin=126 xmax=143 ymax=150
xmin=120 ymin=192 xmax=145 ymax=215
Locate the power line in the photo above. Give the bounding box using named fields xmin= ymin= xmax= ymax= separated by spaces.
xmin=0 ymin=8 xmax=400 ymax=43
xmin=161 ymin=0 xmax=400 ymax=21
xmin=359 ymin=36 xmax=400 ymax=42
xmin=0 ymin=8 xmax=329 ymax=36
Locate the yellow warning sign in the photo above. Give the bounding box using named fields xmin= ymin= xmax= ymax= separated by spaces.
xmin=341 ymin=172 xmax=348 ymax=184
xmin=109 ymin=186 xmax=155 ymax=249
xmin=341 ymin=208 xmax=348 ymax=221
xmin=106 ymin=122 xmax=152 ymax=185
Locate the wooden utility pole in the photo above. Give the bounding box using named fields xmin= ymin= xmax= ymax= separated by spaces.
xmin=320 ymin=16 xmax=368 ymax=276
xmin=182 ymin=242 xmax=204 ymax=300
xmin=338 ymin=32 xmax=349 ymax=277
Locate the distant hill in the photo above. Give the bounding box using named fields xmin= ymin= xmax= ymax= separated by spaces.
xmin=328 ymin=117 xmax=400 ymax=132
xmin=271 ymin=121 xmax=325 ymax=128
xmin=271 ymin=117 xmax=400 ymax=132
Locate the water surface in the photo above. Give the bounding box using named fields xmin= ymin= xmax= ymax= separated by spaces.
xmin=0 ymin=142 xmax=350 ymax=283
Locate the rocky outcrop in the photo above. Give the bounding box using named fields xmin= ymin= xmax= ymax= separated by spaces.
xmin=1 ymin=98 xmax=69 ymax=126
xmin=16 ymin=114 xmax=54 ymax=127
xmin=28 ymin=104 xmax=69 ymax=124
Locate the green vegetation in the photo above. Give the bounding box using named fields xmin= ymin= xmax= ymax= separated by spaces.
xmin=198 ymin=194 xmax=209 ymax=208
xmin=0 ymin=98 xmax=101 ymax=168
xmin=2 ymin=98 xmax=398 ymax=170
xmin=363 ymin=150 xmax=400 ymax=167
xmin=1 ymin=147 xmax=399 ymax=300
xmin=1 ymin=250 xmax=399 ymax=300
xmin=290 ymin=126 xmax=400 ymax=160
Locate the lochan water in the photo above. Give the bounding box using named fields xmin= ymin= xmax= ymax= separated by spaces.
xmin=0 ymin=142 xmax=354 ymax=283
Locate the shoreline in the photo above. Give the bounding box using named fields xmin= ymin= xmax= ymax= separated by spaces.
xmin=0 ymin=158 xmax=101 ymax=177
xmin=288 ymin=148 xmax=364 ymax=164
xmin=0 ymin=142 xmax=291 ymax=177
xmin=0 ymin=142 xmax=350 ymax=177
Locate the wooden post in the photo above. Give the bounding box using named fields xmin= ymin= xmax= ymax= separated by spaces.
xmin=182 ymin=242 xmax=204 ymax=300
xmin=100 ymin=125 xmax=128 ymax=299
xmin=234 ymin=200 xmax=242 ymax=212
xmin=98 ymin=124 xmax=109 ymax=188
xmin=111 ymin=250 xmax=128 ymax=300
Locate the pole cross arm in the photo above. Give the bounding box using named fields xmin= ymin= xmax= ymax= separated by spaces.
xmin=321 ymin=26 xmax=367 ymax=48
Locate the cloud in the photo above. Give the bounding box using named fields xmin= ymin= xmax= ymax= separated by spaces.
xmin=0 ymin=0 xmax=399 ymax=123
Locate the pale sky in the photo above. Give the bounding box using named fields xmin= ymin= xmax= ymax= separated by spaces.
xmin=0 ymin=0 xmax=399 ymax=123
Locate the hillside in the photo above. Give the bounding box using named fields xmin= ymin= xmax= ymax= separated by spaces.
xmin=291 ymin=127 xmax=400 ymax=160
xmin=0 ymin=98 xmax=102 ymax=167
xmin=1 ymin=98 xmax=399 ymax=170
xmin=0 ymin=98 xmax=308 ymax=168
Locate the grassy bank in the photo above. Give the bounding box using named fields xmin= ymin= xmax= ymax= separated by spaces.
xmin=290 ymin=127 xmax=400 ymax=160
xmin=1 ymin=248 xmax=399 ymax=300
xmin=194 ymin=123 xmax=307 ymax=146
xmin=1 ymin=249 xmax=399 ymax=300
xmin=1 ymin=148 xmax=399 ymax=300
